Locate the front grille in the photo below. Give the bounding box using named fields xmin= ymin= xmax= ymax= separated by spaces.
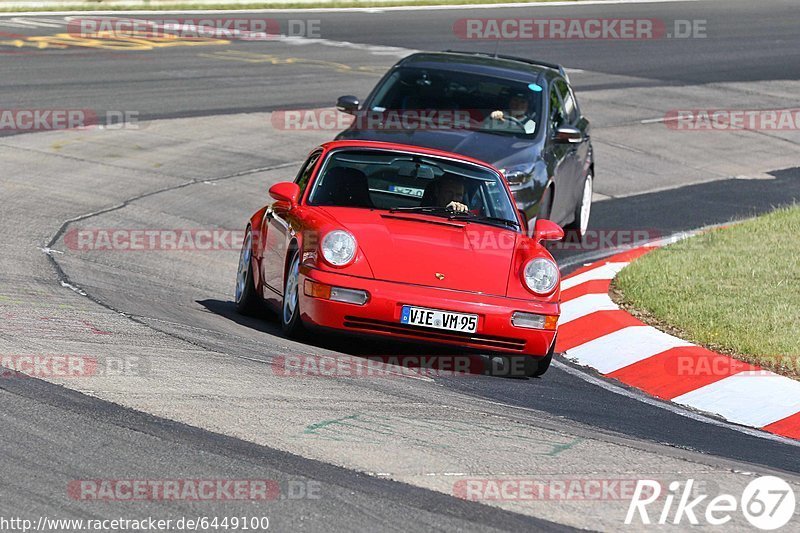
xmin=342 ymin=316 xmax=527 ymax=351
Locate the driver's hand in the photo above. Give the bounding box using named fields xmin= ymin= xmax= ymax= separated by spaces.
xmin=446 ymin=201 xmax=469 ymax=213
xmin=490 ymin=110 xmax=505 ymax=121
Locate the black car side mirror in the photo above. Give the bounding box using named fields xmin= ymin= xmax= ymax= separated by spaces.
xmin=336 ymin=95 xmax=360 ymax=115
xmin=553 ymin=126 xmax=583 ymax=144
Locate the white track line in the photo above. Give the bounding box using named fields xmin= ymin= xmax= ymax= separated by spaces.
xmin=564 ymin=325 xmax=693 ymax=374
xmin=561 ymin=261 xmax=629 ymax=291
xmin=0 ymin=0 xmax=710 ymax=17
xmin=559 ymin=292 xmax=619 ymax=324
xmin=551 ymin=359 xmax=800 ymax=448
xmin=672 ymin=372 xmax=800 ymax=428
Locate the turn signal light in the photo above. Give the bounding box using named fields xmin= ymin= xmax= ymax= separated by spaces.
xmin=304 ymin=279 xmax=331 ymax=299
xmin=511 ymin=312 xmax=559 ymax=330
xmin=304 ymin=280 xmax=369 ymax=305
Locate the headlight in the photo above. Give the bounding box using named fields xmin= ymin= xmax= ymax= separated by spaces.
xmin=500 ymin=165 xmax=532 ymax=185
xmin=321 ymin=230 xmax=357 ymax=266
xmin=523 ymin=258 xmax=559 ymax=295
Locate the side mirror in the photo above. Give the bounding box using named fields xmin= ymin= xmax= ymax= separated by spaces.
xmin=533 ymin=219 xmax=564 ymax=242
xmin=336 ymin=95 xmax=360 ymax=115
xmin=268 ymin=182 xmax=300 ymax=207
xmin=553 ymin=126 xmax=583 ymax=144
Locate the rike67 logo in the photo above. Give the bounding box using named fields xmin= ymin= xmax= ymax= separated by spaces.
xmin=626 ymin=476 xmax=796 ymax=530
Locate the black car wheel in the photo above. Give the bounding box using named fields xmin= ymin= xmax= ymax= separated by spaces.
xmin=496 ymin=338 xmax=555 ymax=378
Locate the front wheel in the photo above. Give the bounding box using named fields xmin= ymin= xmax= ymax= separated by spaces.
xmin=564 ymin=172 xmax=593 ymax=240
xmin=530 ymin=340 xmax=554 ymax=377
xmin=500 ymin=336 xmax=555 ymax=378
xmin=281 ymin=252 xmax=305 ymax=337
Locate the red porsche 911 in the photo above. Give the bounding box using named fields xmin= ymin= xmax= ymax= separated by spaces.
xmin=235 ymin=140 xmax=563 ymax=376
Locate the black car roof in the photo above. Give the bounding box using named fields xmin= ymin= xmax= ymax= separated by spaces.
xmin=397 ymin=51 xmax=566 ymax=84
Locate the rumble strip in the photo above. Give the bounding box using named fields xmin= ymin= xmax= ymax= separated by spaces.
xmin=556 ymin=246 xmax=800 ymax=440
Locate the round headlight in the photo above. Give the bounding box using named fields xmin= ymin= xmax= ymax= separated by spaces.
xmin=523 ymin=258 xmax=559 ymax=295
xmin=321 ymin=230 xmax=357 ymax=267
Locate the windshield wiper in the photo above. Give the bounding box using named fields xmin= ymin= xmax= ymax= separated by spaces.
xmin=446 ymin=212 xmax=520 ymax=230
xmin=388 ymin=206 xmax=453 ymax=215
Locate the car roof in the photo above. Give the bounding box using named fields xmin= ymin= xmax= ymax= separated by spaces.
xmin=318 ymin=140 xmax=502 ymax=172
xmin=395 ymin=51 xmax=566 ymax=85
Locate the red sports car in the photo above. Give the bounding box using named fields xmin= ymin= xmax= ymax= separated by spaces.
xmin=235 ymin=141 xmax=563 ymax=376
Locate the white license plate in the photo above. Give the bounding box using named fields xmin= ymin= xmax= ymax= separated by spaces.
xmin=400 ymin=305 xmax=478 ymax=333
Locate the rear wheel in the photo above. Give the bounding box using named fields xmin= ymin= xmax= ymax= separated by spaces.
xmin=281 ymin=252 xmax=304 ymax=337
xmin=234 ymin=228 xmax=259 ymax=315
xmin=564 ymin=172 xmax=593 ymax=240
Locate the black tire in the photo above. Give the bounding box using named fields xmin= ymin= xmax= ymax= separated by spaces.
xmin=564 ymin=172 xmax=593 ymax=240
xmin=234 ymin=227 xmax=260 ymax=315
xmin=530 ymin=340 xmax=555 ymax=377
xmin=500 ymin=338 xmax=555 ymax=378
xmin=281 ymin=251 xmax=305 ymax=338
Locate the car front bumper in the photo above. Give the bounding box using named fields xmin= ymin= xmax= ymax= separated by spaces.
xmin=298 ymin=266 xmax=559 ymax=357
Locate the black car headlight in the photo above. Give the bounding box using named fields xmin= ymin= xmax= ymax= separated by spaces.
xmin=500 ymin=165 xmax=532 ymax=185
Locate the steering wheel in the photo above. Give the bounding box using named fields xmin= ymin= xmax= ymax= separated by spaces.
xmin=500 ymin=114 xmax=527 ymax=130
xmin=488 ymin=111 xmax=527 ymax=132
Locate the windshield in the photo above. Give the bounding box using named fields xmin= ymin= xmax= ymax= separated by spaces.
xmin=308 ymin=149 xmax=520 ymax=229
xmin=367 ymin=67 xmax=543 ymax=137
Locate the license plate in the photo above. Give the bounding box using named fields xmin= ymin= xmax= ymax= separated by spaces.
xmin=400 ymin=305 xmax=478 ymax=333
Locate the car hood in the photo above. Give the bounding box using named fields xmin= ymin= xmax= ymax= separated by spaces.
xmin=318 ymin=207 xmax=518 ymax=296
xmin=336 ymin=128 xmax=541 ymax=171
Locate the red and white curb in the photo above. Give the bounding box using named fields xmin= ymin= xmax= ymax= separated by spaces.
xmin=556 ymin=245 xmax=800 ymax=440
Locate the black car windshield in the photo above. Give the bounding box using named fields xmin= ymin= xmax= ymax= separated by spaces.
xmin=367 ymin=67 xmax=544 ymax=137
xmin=308 ymin=149 xmax=520 ymax=229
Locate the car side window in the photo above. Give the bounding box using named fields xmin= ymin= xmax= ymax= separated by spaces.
xmin=549 ymin=85 xmax=566 ymax=131
xmin=555 ymin=79 xmax=578 ymax=125
xmin=295 ymin=151 xmax=321 ymax=196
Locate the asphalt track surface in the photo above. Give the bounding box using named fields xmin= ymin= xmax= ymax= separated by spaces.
xmin=0 ymin=0 xmax=798 ymax=123
xmin=2 ymin=0 xmax=800 ymax=531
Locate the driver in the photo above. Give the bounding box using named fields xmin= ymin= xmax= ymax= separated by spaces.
xmin=426 ymin=174 xmax=469 ymax=213
xmin=487 ymin=92 xmax=536 ymax=134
